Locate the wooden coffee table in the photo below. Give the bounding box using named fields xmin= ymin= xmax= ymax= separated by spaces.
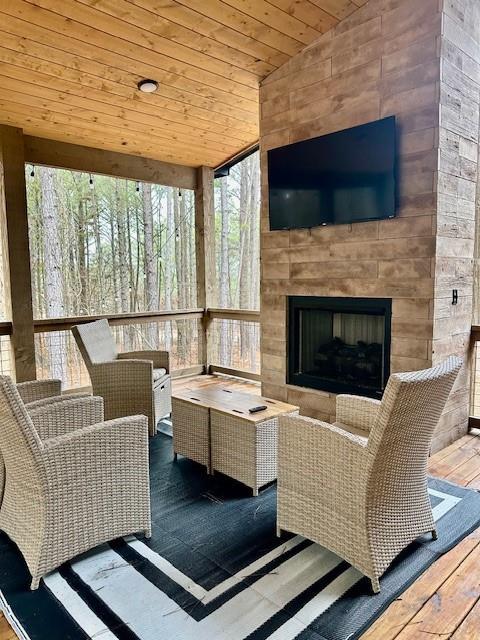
xmin=172 ymin=386 xmax=298 ymax=495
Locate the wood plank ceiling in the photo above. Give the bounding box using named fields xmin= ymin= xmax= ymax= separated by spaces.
xmin=0 ymin=0 xmax=367 ymax=168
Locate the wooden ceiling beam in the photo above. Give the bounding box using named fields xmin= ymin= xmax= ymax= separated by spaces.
xmin=24 ymin=136 xmax=198 ymax=189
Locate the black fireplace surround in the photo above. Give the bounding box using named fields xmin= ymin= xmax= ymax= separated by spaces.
xmin=287 ymin=296 xmax=392 ymax=398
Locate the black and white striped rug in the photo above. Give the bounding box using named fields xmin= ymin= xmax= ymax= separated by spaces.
xmin=1 ymin=429 xmax=480 ymax=640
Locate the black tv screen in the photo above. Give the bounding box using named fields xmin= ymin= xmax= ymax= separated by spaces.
xmin=267 ymin=116 xmax=396 ymax=230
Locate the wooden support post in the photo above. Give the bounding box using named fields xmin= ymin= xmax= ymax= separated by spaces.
xmin=194 ymin=166 xmax=216 ymax=371
xmin=0 ymin=126 xmax=36 ymax=381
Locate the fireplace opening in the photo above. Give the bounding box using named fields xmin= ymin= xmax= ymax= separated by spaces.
xmin=287 ymin=296 xmax=391 ymax=397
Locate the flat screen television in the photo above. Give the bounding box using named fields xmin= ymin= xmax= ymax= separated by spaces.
xmin=267 ymin=116 xmax=397 ymax=230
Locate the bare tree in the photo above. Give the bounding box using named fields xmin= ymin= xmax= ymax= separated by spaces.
xmin=143 ymin=182 xmax=159 ymax=345
xmin=218 ymin=177 xmax=231 ymax=365
xmin=38 ymin=166 xmax=67 ymax=379
xmin=164 ymin=188 xmax=174 ymax=349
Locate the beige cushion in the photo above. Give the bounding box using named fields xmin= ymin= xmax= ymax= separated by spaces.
xmin=73 ymin=319 xmax=118 ymax=364
xmin=153 ymin=368 xmax=167 ymax=382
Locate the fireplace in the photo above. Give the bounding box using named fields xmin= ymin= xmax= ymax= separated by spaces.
xmin=287 ymin=296 xmax=391 ymax=397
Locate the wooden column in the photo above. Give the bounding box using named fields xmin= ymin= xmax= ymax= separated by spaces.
xmin=0 ymin=125 xmax=36 ymax=381
xmin=194 ymin=166 xmax=216 ymax=370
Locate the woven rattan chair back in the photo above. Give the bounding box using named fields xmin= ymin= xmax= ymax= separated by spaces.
xmin=72 ymin=319 xmax=118 ymax=368
xmin=368 ymin=356 xmax=462 ymax=463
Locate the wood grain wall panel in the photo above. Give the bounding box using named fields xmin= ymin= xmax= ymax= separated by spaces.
xmin=258 ymin=0 xmax=457 ymax=451
xmin=431 ymin=0 xmax=480 ymax=451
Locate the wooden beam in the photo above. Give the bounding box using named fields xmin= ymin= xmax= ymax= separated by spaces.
xmin=209 ymin=365 xmax=261 ymax=382
xmin=0 ymin=321 xmax=12 ymax=337
xmin=23 ymin=136 xmax=197 ymax=190
xmin=171 ymin=365 xmax=206 ymax=379
xmin=469 ymin=416 xmax=480 ymax=430
xmin=33 ymin=309 xmax=205 ymax=333
xmin=195 ymin=166 xmax=216 ymax=367
xmin=0 ymin=125 xmax=36 ymax=381
xmin=207 ymin=308 xmax=260 ymax=323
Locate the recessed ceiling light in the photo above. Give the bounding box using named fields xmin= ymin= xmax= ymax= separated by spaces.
xmin=137 ymin=79 xmax=158 ymax=93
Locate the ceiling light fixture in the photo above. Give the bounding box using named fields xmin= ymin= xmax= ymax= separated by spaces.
xmin=137 ymin=79 xmax=158 ymax=93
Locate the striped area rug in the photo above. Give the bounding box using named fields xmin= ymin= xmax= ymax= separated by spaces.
xmin=1 ymin=429 xmax=480 ymax=640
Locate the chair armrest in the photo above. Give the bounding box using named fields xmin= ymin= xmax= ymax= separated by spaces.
xmin=16 ymin=379 xmax=62 ymax=404
xmin=42 ymin=416 xmax=149 ymax=486
xmin=335 ymin=394 xmax=381 ymax=433
xmin=25 ymin=392 xmax=92 ymax=411
xmin=118 ymin=350 xmax=169 ymax=372
xmin=91 ymin=359 xmax=153 ymax=373
xmin=278 ymin=413 xmax=369 ymax=504
xmin=29 ymin=396 xmax=104 ymax=441
xmin=89 ymin=359 xmax=154 ymax=385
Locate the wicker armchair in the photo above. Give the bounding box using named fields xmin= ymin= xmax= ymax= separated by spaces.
xmin=72 ymin=319 xmax=172 ymax=436
xmin=0 ymin=375 xmax=151 ymax=590
xmin=277 ymin=356 xmax=462 ymax=594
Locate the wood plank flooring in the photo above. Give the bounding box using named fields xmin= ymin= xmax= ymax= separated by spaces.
xmin=1 ymin=374 xmax=479 ymax=640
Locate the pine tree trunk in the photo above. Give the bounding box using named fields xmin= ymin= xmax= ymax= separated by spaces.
xmin=39 ymin=166 xmax=67 ymax=380
xmin=143 ymin=182 xmax=158 ymax=345
xmin=174 ymin=189 xmax=187 ymax=363
xmin=219 ymin=178 xmax=230 ymax=366
xmin=249 ymin=154 xmax=260 ymax=370
xmin=115 ymin=179 xmax=130 ymax=349
xmin=238 ymin=161 xmax=250 ymax=363
xmin=91 ymin=186 xmax=104 ymax=311
xmin=164 ymin=189 xmax=174 ymax=350
xmin=77 ymin=200 xmax=87 ymax=314
xmin=179 ymin=190 xmax=190 ymax=361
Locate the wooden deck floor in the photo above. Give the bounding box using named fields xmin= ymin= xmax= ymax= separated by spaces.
xmin=1 ymin=375 xmax=480 ymax=639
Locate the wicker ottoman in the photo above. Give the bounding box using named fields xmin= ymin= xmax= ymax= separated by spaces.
xmin=210 ymin=408 xmax=299 ymax=496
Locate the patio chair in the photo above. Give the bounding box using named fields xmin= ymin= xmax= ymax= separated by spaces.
xmin=72 ymin=318 xmax=172 ymax=436
xmin=277 ymin=356 xmax=462 ymax=594
xmin=0 ymin=375 xmax=151 ymax=589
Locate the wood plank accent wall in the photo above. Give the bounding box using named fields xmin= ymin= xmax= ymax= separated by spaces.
xmin=258 ymin=0 xmax=474 ymax=451
xmin=431 ymin=0 xmax=480 ymax=451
